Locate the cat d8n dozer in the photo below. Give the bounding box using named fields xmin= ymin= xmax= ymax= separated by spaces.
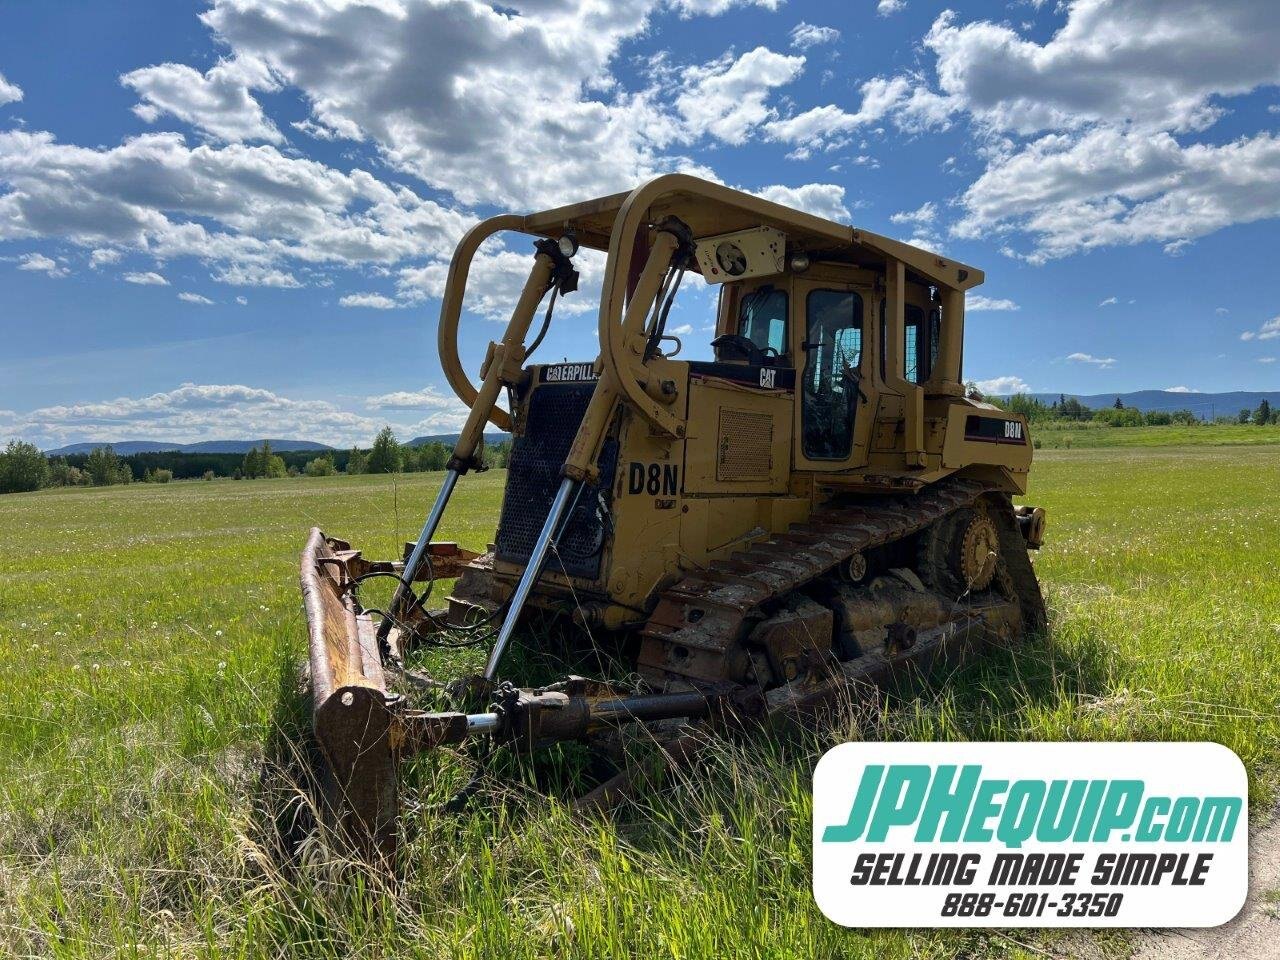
xmin=299 ymin=174 xmax=1047 ymax=855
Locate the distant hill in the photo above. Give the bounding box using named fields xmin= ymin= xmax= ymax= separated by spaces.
xmin=44 ymin=438 xmax=334 ymax=456
xmin=406 ymin=432 xmax=511 ymax=447
xmin=1018 ymin=390 xmax=1280 ymax=417
xmin=40 ymin=389 xmax=1278 ymax=456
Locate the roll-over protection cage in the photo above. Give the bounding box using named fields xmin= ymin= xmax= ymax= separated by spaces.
xmin=437 ymin=174 xmax=984 ymax=479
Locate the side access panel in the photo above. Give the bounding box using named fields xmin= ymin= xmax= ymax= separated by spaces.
xmin=682 ymin=367 xmax=793 ymax=495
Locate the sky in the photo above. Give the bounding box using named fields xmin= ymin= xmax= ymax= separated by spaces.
xmin=1 ymin=0 xmax=1278 ymax=449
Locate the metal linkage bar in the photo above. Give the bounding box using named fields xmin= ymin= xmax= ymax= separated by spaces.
xmin=398 ymin=687 xmax=722 ymax=754
xmin=482 ymin=476 xmax=579 ymax=679
xmin=380 ymin=468 xmax=460 ymax=640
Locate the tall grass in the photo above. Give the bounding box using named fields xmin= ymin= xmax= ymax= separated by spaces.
xmin=1 ymin=447 xmax=1277 ymax=957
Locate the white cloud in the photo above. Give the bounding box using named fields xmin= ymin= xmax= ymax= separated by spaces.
xmin=16 ymin=252 xmax=68 ymax=277
xmin=291 ymin=118 xmax=344 ymax=141
xmin=1066 ymin=352 xmax=1116 ymax=368
xmin=212 ymin=264 xmax=301 ymax=288
xmin=1215 ymin=306 xmax=1229 ymax=315
xmin=1240 ymin=317 xmax=1280 ymax=341
xmin=677 ymin=47 xmax=805 ymax=145
xmin=877 ymin=0 xmax=906 ymax=16
xmin=668 ymin=0 xmax=783 ymax=19
xmin=967 ymin=295 xmax=1019 ymax=312
xmin=200 ymin=0 xmax=719 ymax=209
xmin=122 ymin=56 xmax=282 ymax=143
xmin=754 ymin=183 xmax=849 ymax=221
xmin=0 ymin=129 xmax=472 ymax=289
xmin=0 ymin=1 xmax=864 ymax=310
xmin=90 ymin=248 xmax=123 ymax=269
xmin=0 ymin=72 xmax=22 ymax=106
xmin=340 ymin=293 xmax=398 ymax=310
xmin=957 ymin=129 xmax=1280 ymax=263
xmin=123 ymin=271 xmax=168 ymax=285
xmin=766 ymin=3 xmax=1280 ymax=265
xmin=235 ymin=296 xmax=248 ymax=305
xmin=766 ymin=103 xmax=863 ymax=149
xmin=1259 ymin=357 xmax=1277 ymax=364
xmin=363 ymin=384 xmax=471 ymax=434
xmin=178 ymin=292 xmax=214 ymax=304
xmin=765 ymin=75 xmax=956 ymax=149
xmin=668 ymin=323 xmax=694 ymax=335
xmin=1164 ymin=386 xmax=1199 ymax=393
xmin=365 ymin=385 xmax=461 ymax=410
xmin=8 ymin=0 xmax=1276 ymax=305
xmin=890 ymin=202 xmax=937 ymax=226
xmin=924 ymin=2 xmax=1280 ymax=135
xmin=974 ymin=375 xmax=1030 ymax=395
xmin=4 ymin=382 xmax=389 ymax=449
xmin=789 ymin=23 xmax=840 ymax=51
xmin=1099 ymin=296 xmax=1119 ymax=307
xmin=18 ymin=252 xmax=54 ymax=272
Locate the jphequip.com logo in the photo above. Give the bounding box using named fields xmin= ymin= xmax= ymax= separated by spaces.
xmin=812 ymin=742 xmax=1247 ymax=927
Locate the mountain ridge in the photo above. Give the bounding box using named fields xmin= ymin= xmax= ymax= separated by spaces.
xmin=40 ymin=389 xmax=1280 ymax=455
xmin=405 ymin=432 xmax=510 ymax=447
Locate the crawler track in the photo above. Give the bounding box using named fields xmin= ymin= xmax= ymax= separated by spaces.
xmin=637 ymin=477 xmax=1046 ymax=690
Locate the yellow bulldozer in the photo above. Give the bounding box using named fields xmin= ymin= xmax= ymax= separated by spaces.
xmin=300 ymin=174 xmax=1047 ymax=855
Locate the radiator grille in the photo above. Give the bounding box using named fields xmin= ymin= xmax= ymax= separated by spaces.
xmin=496 ymin=381 xmax=617 ymax=581
xmin=717 ymin=408 xmax=774 ymax=481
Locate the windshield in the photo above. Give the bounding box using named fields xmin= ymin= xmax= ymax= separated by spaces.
xmin=737 ymin=287 xmax=788 ymax=356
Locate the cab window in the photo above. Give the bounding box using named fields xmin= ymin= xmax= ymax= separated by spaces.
xmin=904 ymin=305 xmax=926 ymax=383
xmin=879 ymin=301 xmax=929 ymax=383
xmin=802 ymin=289 xmax=863 ymax=460
xmin=737 ymin=287 xmax=788 ymax=357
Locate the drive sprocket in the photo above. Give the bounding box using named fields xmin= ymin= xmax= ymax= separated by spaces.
xmin=918 ymin=504 xmax=999 ymax=598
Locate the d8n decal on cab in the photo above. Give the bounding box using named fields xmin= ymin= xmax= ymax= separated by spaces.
xmin=628 ymin=461 xmax=679 ymax=496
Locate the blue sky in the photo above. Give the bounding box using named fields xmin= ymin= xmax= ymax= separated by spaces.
xmin=1 ymin=0 xmax=1278 ymax=447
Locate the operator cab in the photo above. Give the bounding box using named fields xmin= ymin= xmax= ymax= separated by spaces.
xmin=701 ymin=253 xmax=946 ymax=472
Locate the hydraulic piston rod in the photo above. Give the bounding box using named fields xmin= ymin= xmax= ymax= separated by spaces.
xmin=405 ymin=689 xmax=720 ymax=753
xmin=380 ymin=468 xmax=460 ymax=638
xmin=482 ymin=476 xmax=579 ymax=679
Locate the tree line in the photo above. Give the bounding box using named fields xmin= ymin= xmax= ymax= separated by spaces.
xmin=0 ymin=429 xmax=513 ymax=494
xmin=984 ymin=392 xmax=1280 ymax=428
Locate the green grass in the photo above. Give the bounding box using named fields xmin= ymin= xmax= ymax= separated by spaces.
xmin=1 ymin=448 xmax=1278 ymax=958
xmin=1033 ymin=421 xmax=1280 ymax=449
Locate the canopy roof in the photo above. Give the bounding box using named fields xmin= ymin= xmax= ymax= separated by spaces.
xmin=513 ymin=175 xmax=984 ymax=291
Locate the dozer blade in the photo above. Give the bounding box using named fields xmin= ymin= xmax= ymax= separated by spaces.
xmin=300 ymin=527 xmax=400 ymax=858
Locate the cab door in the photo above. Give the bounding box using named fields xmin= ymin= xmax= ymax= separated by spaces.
xmin=792 ymin=280 xmax=875 ymax=470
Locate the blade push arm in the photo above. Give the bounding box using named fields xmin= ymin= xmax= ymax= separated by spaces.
xmin=482 ymin=222 xmax=691 ymax=679
xmin=385 ymin=232 xmax=575 ymax=642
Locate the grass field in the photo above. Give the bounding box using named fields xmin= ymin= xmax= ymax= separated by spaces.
xmin=2 ymin=446 xmax=1278 ymax=959
xmin=1033 ymin=422 xmax=1280 ymax=449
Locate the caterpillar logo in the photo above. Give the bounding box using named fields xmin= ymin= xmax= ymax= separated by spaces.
xmin=543 ymin=362 xmax=598 ymax=383
xmin=759 ymin=368 xmax=777 ymax=388
xmin=628 ymin=461 xmax=679 ymax=496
